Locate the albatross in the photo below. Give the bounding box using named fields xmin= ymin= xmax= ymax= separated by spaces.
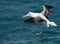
xmin=23 ymin=5 xmax=57 ymax=27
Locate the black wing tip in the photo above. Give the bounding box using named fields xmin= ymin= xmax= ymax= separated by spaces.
xmin=44 ymin=5 xmax=53 ymax=9
xmin=24 ymin=18 xmax=35 ymax=23
xmin=24 ymin=17 xmax=45 ymax=23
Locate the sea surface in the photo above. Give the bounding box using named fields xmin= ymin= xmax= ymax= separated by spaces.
xmin=0 ymin=0 xmax=60 ymax=44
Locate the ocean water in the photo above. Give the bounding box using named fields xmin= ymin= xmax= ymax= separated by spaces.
xmin=0 ymin=0 xmax=60 ymax=44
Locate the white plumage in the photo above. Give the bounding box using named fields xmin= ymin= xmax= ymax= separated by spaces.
xmin=23 ymin=5 xmax=57 ymax=27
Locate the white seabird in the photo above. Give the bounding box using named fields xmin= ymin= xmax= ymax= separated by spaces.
xmin=23 ymin=5 xmax=57 ymax=27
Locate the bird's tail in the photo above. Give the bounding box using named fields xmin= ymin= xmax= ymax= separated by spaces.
xmin=47 ymin=21 xmax=57 ymax=27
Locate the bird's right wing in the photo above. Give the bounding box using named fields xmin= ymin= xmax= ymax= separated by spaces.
xmin=43 ymin=5 xmax=53 ymax=18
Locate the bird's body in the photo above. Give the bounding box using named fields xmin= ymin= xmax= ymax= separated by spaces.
xmin=23 ymin=5 xmax=57 ymax=27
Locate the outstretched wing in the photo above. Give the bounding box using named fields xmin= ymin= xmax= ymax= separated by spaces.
xmin=24 ymin=5 xmax=53 ymax=23
xmin=44 ymin=5 xmax=53 ymax=18
xmin=24 ymin=17 xmax=44 ymax=23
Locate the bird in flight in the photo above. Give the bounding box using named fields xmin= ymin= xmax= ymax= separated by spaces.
xmin=23 ymin=5 xmax=57 ymax=27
